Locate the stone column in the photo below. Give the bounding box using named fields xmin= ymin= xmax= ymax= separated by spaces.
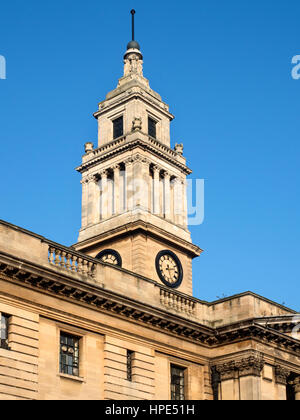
xmin=113 ymin=164 xmax=120 ymax=216
xmin=100 ymin=170 xmax=108 ymax=220
xmin=80 ymin=176 xmax=89 ymax=228
xmin=153 ymin=165 xmax=160 ymax=215
xmin=132 ymin=155 xmax=149 ymax=212
xmin=92 ymin=175 xmax=100 ymax=224
xmin=294 ymin=377 xmax=300 ymax=400
xmin=87 ymin=175 xmax=96 ymax=225
xmin=163 ymin=172 xmax=171 ymax=220
xmin=125 ymin=158 xmax=134 ymax=212
xmin=275 ymin=365 xmax=290 ymax=400
xmin=174 ymin=177 xmax=183 ymax=225
xmin=213 ymin=354 xmax=264 ymax=400
xmin=182 ymin=177 xmax=188 ymax=227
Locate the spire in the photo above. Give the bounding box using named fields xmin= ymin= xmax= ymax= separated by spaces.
xmin=127 ymin=9 xmax=140 ymax=51
xmin=123 ymin=9 xmax=144 ymax=78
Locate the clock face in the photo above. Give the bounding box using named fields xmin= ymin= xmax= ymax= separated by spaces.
xmin=95 ymin=249 xmax=122 ymax=267
xmin=155 ymin=250 xmax=183 ymax=289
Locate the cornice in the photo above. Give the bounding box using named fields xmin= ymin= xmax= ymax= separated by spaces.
xmin=74 ymin=219 xmax=202 ymax=258
xmin=94 ymin=88 xmax=174 ymax=122
xmin=76 ymin=136 xmax=191 ymax=175
xmin=0 ymin=253 xmax=300 ymax=357
xmin=0 ymin=253 xmax=213 ymax=344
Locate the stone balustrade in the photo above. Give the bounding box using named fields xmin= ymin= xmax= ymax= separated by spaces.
xmin=148 ymin=136 xmax=179 ymax=159
xmin=83 ymin=136 xmax=127 ymax=163
xmin=47 ymin=242 xmax=196 ymax=318
xmin=160 ymin=288 xmax=196 ymax=316
xmin=48 ymin=245 xmax=96 ymax=278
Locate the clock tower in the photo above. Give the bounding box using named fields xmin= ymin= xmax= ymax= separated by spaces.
xmin=74 ymin=11 xmax=202 ymax=296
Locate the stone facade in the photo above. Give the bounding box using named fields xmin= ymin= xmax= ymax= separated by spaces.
xmin=0 ymin=37 xmax=299 ymax=400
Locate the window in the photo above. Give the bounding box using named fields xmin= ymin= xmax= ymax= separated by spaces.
xmin=0 ymin=314 xmax=10 ymax=350
xmin=171 ymin=365 xmax=185 ymax=400
xmin=148 ymin=117 xmax=157 ymax=139
xmin=113 ymin=116 xmax=124 ymax=139
xmin=60 ymin=332 xmax=80 ymax=376
xmin=127 ymin=350 xmax=134 ymax=381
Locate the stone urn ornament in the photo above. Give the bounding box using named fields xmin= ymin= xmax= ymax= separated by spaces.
xmin=174 ymin=143 xmax=184 ymax=155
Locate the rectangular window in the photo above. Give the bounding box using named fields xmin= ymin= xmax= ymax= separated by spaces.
xmin=0 ymin=314 xmax=10 ymax=350
xmin=113 ymin=116 xmax=124 ymax=139
xmin=127 ymin=350 xmax=134 ymax=381
xmin=148 ymin=117 xmax=157 ymax=139
xmin=171 ymin=365 xmax=186 ymax=400
xmin=60 ymin=332 xmax=80 ymax=377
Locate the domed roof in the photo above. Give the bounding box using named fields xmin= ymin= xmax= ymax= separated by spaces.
xmin=127 ymin=40 xmax=140 ymax=51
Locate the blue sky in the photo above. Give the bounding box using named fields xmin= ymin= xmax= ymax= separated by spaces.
xmin=0 ymin=0 xmax=299 ymax=310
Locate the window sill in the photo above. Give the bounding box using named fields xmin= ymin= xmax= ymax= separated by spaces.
xmin=58 ymin=373 xmax=85 ymax=383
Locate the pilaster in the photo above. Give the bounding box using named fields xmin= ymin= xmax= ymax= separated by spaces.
xmin=213 ymin=353 xmax=264 ymax=400
xmin=294 ymin=377 xmax=300 ymax=400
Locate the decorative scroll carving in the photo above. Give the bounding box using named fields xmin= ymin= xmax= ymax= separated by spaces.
xmin=80 ymin=177 xmax=89 ymax=185
xmin=99 ymin=169 xmax=108 ymax=178
xmin=163 ymin=171 xmax=171 ymax=180
xmin=152 ymin=164 xmax=161 ymax=174
xmin=235 ymin=355 xmax=265 ymax=377
xmin=124 ymin=157 xmax=134 ymax=166
xmin=213 ymin=354 xmax=265 ymax=381
xmin=112 ymin=164 xmax=120 ymax=172
xmin=215 ymin=360 xmax=237 ymax=381
xmin=275 ymin=365 xmax=290 ymax=385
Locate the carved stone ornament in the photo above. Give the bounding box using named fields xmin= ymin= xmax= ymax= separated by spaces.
xmin=99 ymin=169 xmax=108 ymax=178
xmin=235 ymin=356 xmax=265 ymax=378
xmin=80 ymin=176 xmax=89 ymax=185
xmin=174 ymin=143 xmax=184 ymax=155
xmin=275 ymin=365 xmax=290 ymax=385
xmin=215 ymin=361 xmax=237 ymax=381
xmin=87 ymin=174 xmax=97 ymax=184
xmin=132 ymin=154 xmax=149 ymax=165
xmin=132 ymin=117 xmax=142 ymax=132
xmin=84 ymin=142 xmax=94 ymax=154
xmin=214 ymin=354 xmax=265 ymax=381
xmin=124 ymin=53 xmax=143 ymax=77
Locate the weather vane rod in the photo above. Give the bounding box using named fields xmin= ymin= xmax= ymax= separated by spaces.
xmin=131 ymin=9 xmax=136 ymax=41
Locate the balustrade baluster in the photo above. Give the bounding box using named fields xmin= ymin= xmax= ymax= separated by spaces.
xmin=54 ymin=249 xmax=61 ymax=266
xmin=71 ymin=256 xmax=77 ymax=272
xmin=82 ymin=260 xmax=88 ymax=275
xmin=77 ymin=258 xmax=83 ymax=274
xmin=49 ymin=248 xmax=55 ymax=265
xmin=65 ymin=254 xmax=72 ymax=271
xmin=91 ymin=263 xmax=96 ymax=278
xmin=61 ymin=251 xmax=66 ymax=269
